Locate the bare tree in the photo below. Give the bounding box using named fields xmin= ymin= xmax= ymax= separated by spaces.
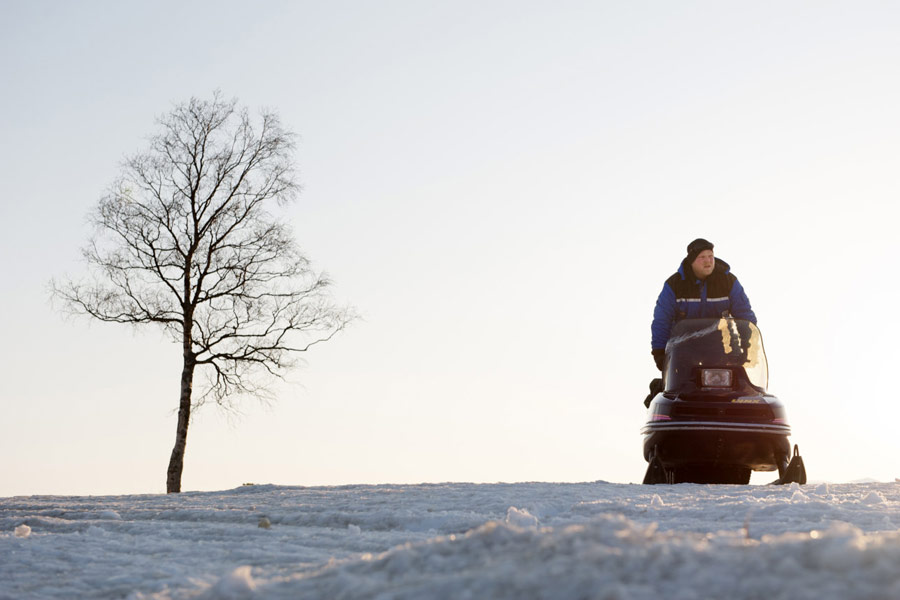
xmin=53 ymin=93 xmax=354 ymax=493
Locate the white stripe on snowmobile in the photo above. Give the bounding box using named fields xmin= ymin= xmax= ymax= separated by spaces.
xmin=640 ymin=422 xmax=791 ymax=435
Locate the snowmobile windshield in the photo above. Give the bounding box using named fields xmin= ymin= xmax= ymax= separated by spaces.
xmin=664 ymin=318 xmax=768 ymax=392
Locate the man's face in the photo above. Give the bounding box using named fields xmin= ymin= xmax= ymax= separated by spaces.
xmin=691 ymin=249 xmax=715 ymax=280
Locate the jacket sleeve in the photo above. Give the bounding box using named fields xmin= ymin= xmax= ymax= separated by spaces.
xmin=729 ymin=278 xmax=757 ymax=324
xmin=651 ymin=283 xmax=676 ymax=350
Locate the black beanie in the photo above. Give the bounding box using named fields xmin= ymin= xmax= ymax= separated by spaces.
xmin=686 ymin=238 xmax=714 ymax=263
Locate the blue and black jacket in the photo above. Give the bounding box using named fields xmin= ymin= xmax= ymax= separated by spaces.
xmin=651 ymin=257 xmax=756 ymax=351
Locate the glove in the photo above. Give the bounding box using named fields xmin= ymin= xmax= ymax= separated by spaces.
xmin=652 ymin=349 xmax=665 ymax=371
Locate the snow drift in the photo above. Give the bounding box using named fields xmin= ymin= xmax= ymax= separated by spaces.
xmin=3 ymin=481 xmax=900 ymax=599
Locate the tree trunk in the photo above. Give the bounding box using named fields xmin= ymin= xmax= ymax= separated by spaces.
xmin=166 ymin=355 xmax=195 ymax=493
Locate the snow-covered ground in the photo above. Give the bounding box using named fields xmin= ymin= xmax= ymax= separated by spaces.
xmin=3 ymin=481 xmax=900 ymax=599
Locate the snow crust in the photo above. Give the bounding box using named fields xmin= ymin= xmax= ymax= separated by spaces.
xmin=3 ymin=481 xmax=900 ymax=599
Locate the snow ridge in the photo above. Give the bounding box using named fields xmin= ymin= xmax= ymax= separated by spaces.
xmin=2 ymin=481 xmax=900 ymax=599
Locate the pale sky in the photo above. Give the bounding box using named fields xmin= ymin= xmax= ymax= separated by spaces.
xmin=2 ymin=1 xmax=900 ymax=496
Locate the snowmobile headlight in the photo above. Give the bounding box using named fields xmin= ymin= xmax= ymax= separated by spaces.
xmin=701 ymin=369 xmax=732 ymax=388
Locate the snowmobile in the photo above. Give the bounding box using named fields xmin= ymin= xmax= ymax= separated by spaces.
xmin=642 ymin=317 xmax=806 ymax=485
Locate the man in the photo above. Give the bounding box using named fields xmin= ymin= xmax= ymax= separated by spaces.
xmin=650 ymin=238 xmax=756 ymax=371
